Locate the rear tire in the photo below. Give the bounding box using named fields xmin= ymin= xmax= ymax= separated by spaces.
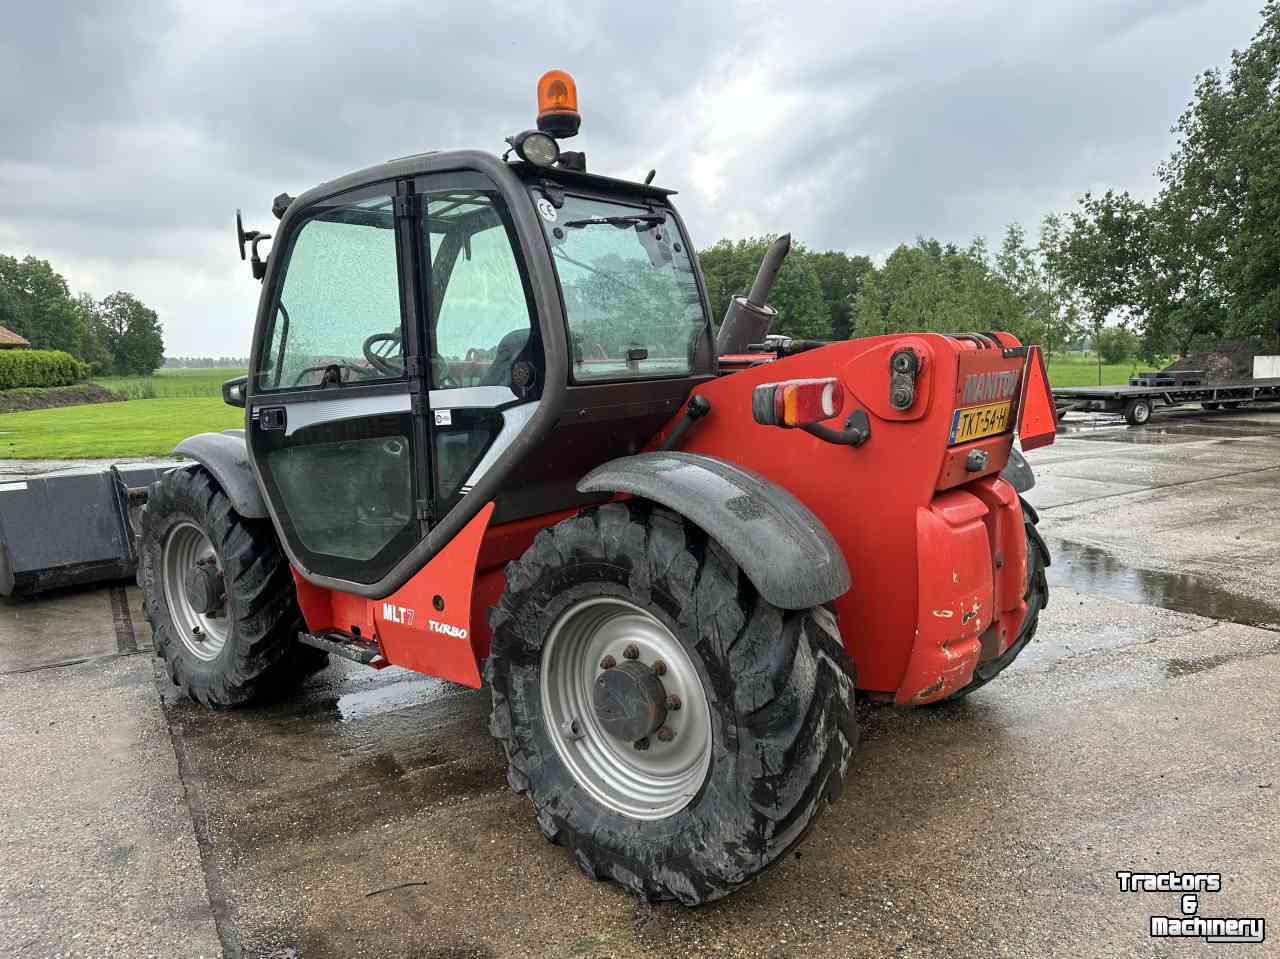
xmin=485 ymin=502 xmax=856 ymax=904
xmin=1202 ymin=402 xmax=1222 ymax=411
xmin=138 ymin=466 xmax=325 ymax=707
xmin=1223 ymin=401 xmax=1243 ymax=410
xmin=1123 ymin=398 xmax=1152 ymax=425
xmin=941 ymin=497 xmax=1049 ymax=701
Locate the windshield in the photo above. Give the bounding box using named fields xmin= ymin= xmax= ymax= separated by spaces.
xmin=538 ymin=193 xmax=707 ymax=382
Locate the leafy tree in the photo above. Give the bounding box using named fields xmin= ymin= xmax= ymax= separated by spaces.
xmin=809 ymin=250 xmax=874 ymax=339
xmin=73 ymin=293 xmax=113 ymax=374
xmin=0 ymin=255 xmax=80 ymax=352
xmin=1159 ymin=2 xmax=1280 ymax=344
xmin=852 ymin=237 xmax=1026 ymax=339
xmin=698 ymin=236 xmax=831 ymax=340
xmin=992 ymin=223 xmax=1052 ymax=349
xmin=1053 ymin=4 xmax=1280 ymax=358
xmin=97 ymin=291 xmax=165 ymax=375
xmin=1036 ymin=215 xmax=1085 ymax=359
xmin=1096 ymin=325 xmax=1138 ymax=364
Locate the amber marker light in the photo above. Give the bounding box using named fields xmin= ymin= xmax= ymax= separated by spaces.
xmin=537 ymin=69 xmax=581 ymax=138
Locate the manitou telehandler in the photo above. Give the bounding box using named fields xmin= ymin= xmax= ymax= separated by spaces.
xmin=14 ymin=71 xmax=1060 ymax=904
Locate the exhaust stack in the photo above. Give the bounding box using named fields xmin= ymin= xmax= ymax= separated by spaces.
xmin=714 ymin=233 xmax=790 ymax=355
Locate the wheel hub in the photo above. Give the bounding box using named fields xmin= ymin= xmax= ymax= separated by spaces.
xmin=540 ymin=596 xmax=713 ymax=820
xmin=183 ymin=563 xmax=225 ymax=616
xmin=161 ymin=521 xmax=229 ymax=661
xmin=592 ymin=661 xmax=668 ymax=741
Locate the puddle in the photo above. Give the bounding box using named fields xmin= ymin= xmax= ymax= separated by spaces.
xmin=1046 ymin=537 xmax=1280 ymax=631
xmin=1063 ymin=422 xmax=1280 ymax=444
xmin=333 ymin=674 xmax=463 ymax=722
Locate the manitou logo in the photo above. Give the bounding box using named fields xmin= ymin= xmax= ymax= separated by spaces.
xmin=429 ymin=620 xmax=468 ymax=640
xmin=962 ymin=370 xmax=1019 ymax=404
xmin=382 ymin=603 xmax=415 ymax=626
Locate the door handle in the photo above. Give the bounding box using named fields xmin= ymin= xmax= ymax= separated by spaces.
xmin=257 ymin=407 xmax=287 ymax=431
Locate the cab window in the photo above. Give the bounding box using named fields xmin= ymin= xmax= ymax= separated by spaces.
xmin=424 ymin=191 xmax=537 ymax=391
xmin=539 ymin=194 xmax=706 ymax=382
xmin=258 ymin=194 xmax=403 ymax=390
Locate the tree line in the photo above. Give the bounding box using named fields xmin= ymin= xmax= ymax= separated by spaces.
xmin=163 ymin=356 xmax=249 ymax=368
xmin=700 ymin=3 xmax=1280 ymax=365
xmin=0 ymin=255 xmax=164 ymax=375
xmin=698 ymin=222 xmax=1087 ymax=359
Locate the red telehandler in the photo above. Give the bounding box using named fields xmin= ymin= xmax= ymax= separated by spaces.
xmin=12 ymin=71 xmax=1060 ymax=904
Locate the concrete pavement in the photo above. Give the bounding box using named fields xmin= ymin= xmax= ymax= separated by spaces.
xmin=1 ymin=406 xmax=1276 ymax=958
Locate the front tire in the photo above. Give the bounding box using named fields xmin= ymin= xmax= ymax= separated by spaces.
xmin=486 ymin=502 xmax=856 ymax=904
xmin=138 ymin=466 xmax=324 ymax=707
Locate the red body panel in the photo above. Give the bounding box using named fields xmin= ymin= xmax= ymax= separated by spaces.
xmin=291 ymin=332 xmax=1052 ymax=705
xmin=294 ymin=504 xmax=496 ymax=686
xmin=665 ymin=333 xmax=1041 ymax=702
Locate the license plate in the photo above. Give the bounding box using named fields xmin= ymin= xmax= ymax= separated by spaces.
xmin=949 ymin=401 xmax=1013 ymax=445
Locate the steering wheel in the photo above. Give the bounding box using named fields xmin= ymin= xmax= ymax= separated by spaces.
xmin=363 ymin=331 xmax=404 ymax=377
xmin=291 ymin=361 xmax=363 ymax=387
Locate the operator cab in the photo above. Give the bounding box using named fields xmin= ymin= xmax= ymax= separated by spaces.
xmin=238 ymin=72 xmax=717 ymax=596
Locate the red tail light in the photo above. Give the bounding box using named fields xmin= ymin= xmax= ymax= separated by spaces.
xmin=1017 ymin=346 xmax=1057 ymax=451
xmin=752 ymin=378 xmax=845 ymax=428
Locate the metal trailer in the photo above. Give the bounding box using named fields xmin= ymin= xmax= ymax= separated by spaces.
xmin=1052 ymin=377 xmax=1280 ymax=425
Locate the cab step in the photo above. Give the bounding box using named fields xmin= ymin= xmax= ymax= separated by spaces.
xmin=298 ymin=630 xmax=387 ymax=667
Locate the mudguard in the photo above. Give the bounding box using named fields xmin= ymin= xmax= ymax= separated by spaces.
xmin=172 ymin=432 xmax=268 ymax=519
xmin=1000 ymin=446 xmax=1035 ymax=493
xmin=578 ymin=451 xmax=850 ymax=610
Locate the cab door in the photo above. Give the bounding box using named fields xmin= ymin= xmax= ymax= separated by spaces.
xmin=246 ymin=183 xmax=430 ymax=587
xmin=414 ymin=175 xmax=543 ymax=525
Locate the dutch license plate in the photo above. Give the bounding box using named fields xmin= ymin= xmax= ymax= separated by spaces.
xmin=949 ymin=401 xmax=1013 ymax=445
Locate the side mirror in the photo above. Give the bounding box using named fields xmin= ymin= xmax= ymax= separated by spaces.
xmin=222 ymin=375 xmax=248 ymax=408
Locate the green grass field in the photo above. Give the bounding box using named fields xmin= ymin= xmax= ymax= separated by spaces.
xmin=93 ymin=367 xmax=245 ymax=399
xmin=1043 ymin=353 xmax=1168 ymax=388
xmin=0 ymin=397 xmax=243 ymax=459
xmin=0 ymin=369 xmax=246 ymax=459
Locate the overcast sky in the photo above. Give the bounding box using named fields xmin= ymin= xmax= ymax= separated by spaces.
xmin=0 ymin=0 xmax=1266 ymax=356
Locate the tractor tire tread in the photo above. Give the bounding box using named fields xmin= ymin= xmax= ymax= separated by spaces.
xmin=485 ymin=501 xmax=856 ymax=905
xmin=138 ymin=465 xmax=324 ymax=708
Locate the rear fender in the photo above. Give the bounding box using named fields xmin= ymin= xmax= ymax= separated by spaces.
xmin=578 ymin=451 xmax=850 ymax=610
xmin=999 ymin=446 xmax=1035 ymax=493
xmin=172 ymin=432 xmax=267 ymax=519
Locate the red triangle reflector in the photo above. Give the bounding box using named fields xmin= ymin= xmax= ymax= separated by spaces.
xmin=1017 ymin=345 xmax=1057 ymax=452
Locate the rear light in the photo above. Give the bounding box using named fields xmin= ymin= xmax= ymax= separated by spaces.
xmin=752 ymin=377 xmax=845 ymax=428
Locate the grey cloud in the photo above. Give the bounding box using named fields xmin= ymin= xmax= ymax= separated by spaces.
xmin=0 ymin=0 xmax=1266 ymax=355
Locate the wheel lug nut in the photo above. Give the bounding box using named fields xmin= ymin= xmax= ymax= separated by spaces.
xmin=599 ymin=655 xmax=616 ymax=670
xmin=666 ymin=694 xmax=681 ymax=711
xmin=653 ymin=659 xmax=667 ymax=676
xmin=656 ymin=727 xmax=675 ymax=742
xmin=623 ymin=644 xmax=639 ymax=660
xmin=633 ymin=737 xmax=650 ymax=751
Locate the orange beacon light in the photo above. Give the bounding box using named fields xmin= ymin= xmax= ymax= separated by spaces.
xmin=537 ymin=70 xmax=581 ymax=138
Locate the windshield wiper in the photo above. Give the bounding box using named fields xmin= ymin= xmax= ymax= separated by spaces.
xmin=561 ymin=214 xmax=666 ymax=231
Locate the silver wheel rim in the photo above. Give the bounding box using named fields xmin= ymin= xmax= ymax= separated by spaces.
xmin=161 ymin=521 xmax=229 ymax=662
xmin=540 ymin=597 xmax=713 ymax=820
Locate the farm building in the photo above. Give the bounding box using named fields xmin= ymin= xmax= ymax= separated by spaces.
xmin=0 ymin=325 xmax=30 ymax=349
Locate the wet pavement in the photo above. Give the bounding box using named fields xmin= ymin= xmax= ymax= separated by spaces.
xmin=1 ymin=408 xmax=1278 ymax=958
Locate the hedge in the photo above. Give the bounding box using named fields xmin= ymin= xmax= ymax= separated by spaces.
xmin=0 ymin=349 xmax=90 ymax=389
